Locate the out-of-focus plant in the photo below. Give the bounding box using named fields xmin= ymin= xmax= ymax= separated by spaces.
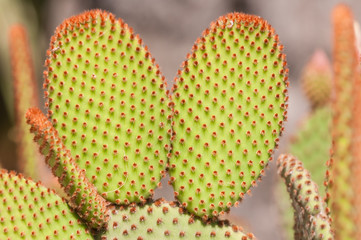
xmin=278 ymin=3 xmax=361 ymax=240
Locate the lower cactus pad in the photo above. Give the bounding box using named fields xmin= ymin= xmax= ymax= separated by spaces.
xmin=0 ymin=170 xmax=92 ymax=239
xmin=98 ymin=199 xmax=254 ymax=239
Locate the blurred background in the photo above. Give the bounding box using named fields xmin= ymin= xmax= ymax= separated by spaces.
xmin=0 ymin=0 xmax=360 ymax=239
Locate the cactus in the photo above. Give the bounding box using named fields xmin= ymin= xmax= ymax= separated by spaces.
xmin=279 ymin=52 xmax=332 ymax=239
xmin=26 ymin=107 xmax=108 ymax=230
xmin=278 ymin=108 xmax=331 ymax=240
xmin=0 ymin=0 xmax=39 ymax=118
xmin=169 ymin=12 xmax=289 ymax=219
xmin=286 ymin=49 xmax=332 ymax=194
xmin=350 ymin=13 xmax=361 ymax=240
xmin=22 ymin=3 xmax=361 ymax=239
xmin=43 ymin=9 xmax=171 ymax=205
xmin=0 ymin=169 xmax=92 ymax=239
xmin=301 ymin=50 xmax=332 ymax=109
xmin=9 ymin=25 xmax=56 ymax=186
xmin=326 ymin=4 xmax=359 ymax=239
xmin=3 ymin=2 xmax=361 ymax=240
xmin=277 ymin=154 xmax=333 ymax=240
xmin=0 ymin=8 xmax=291 ymax=239
xmin=277 ymin=4 xmax=361 ymax=240
xmin=99 ymin=199 xmax=254 ymax=240
xmin=290 ymin=106 xmax=331 ymax=195
xmin=6 ymin=3 xmax=361 ymax=239
xmin=9 ymin=25 xmax=40 ymax=179
xmin=291 ymin=49 xmax=332 ymax=194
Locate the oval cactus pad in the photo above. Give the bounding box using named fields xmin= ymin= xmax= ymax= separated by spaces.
xmin=0 ymin=170 xmax=92 ymax=239
xmin=170 ymin=13 xmax=288 ymax=218
xmin=99 ymin=199 xmax=254 ymax=240
xmin=44 ymin=10 xmax=171 ymax=204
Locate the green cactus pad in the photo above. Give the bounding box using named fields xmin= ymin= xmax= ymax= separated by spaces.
xmin=43 ymin=10 xmax=171 ymax=204
xmin=98 ymin=199 xmax=254 ymax=240
xmin=290 ymin=107 xmax=331 ymax=195
xmin=169 ymin=12 xmax=288 ymax=218
xmin=0 ymin=170 xmax=93 ymax=239
xmin=26 ymin=108 xmax=108 ymax=230
xmin=277 ymin=154 xmax=333 ymax=240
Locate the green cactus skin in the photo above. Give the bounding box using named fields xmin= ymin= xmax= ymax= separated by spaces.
xmin=290 ymin=107 xmax=331 ymax=195
xmin=43 ymin=9 xmax=171 ymax=205
xmin=0 ymin=169 xmax=92 ymax=239
xmin=9 ymin=25 xmax=43 ymax=180
xmin=169 ymin=12 xmax=289 ymax=218
xmin=98 ymin=199 xmax=254 ymax=240
xmin=26 ymin=107 xmax=108 ymax=230
xmin=277 ymin=154 xmax=333 ymax=240
xmin=327 ymin=4 xmax=358 ymax=240
xmin=301 ymin=50 xmax=332 ymax=109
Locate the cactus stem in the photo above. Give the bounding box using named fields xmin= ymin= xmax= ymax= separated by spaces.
xmin=278 ymin=154 xmax=333 ymax=240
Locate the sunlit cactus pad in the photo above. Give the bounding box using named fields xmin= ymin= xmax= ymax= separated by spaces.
xmin=44 ymin=10 xmax=171 ymax=204
xmin=0 ymin=170 xmax=92 ymax=239
xmin=98 ymin=199 xmax=254 ymax=240
xmin=170 ymin=12 xmax=288 ymax=218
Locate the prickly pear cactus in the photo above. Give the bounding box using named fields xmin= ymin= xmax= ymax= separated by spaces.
xmin=4 ymin=8 xmax=290 ymax=239
xmin=301 ymin=50 xmax=332 ymax=109
xmin=99 ymin=199 xmax=254 ymax=240
xmin=277 ymin=154 xmax=333 ymax=240
xmin=43 ymin=10 xmax=171 ymax=205
xmin=169 ymin=12 xmax=288 ymax=219
xmin=0 ymin=170 xmax=92 ymax=239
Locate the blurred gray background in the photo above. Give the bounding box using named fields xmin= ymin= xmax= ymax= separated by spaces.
xmin=1 ymin=0 xmax=361 ymax=239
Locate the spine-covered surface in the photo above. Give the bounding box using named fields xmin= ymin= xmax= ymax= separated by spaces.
xmin=26 ymin=107 xmax=108 ymax=230
xmin=170 ymin=12 xmax=289 ymax=219
xmin=278 ymin=154 xmax=333 ymax=240
xmin=0 ymin=169 xmax=93 ymax=239
xmin=99 ymin=199 xmax=255 ymax=240
xmin=43 ymin=9 xmax=171 ymax=205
